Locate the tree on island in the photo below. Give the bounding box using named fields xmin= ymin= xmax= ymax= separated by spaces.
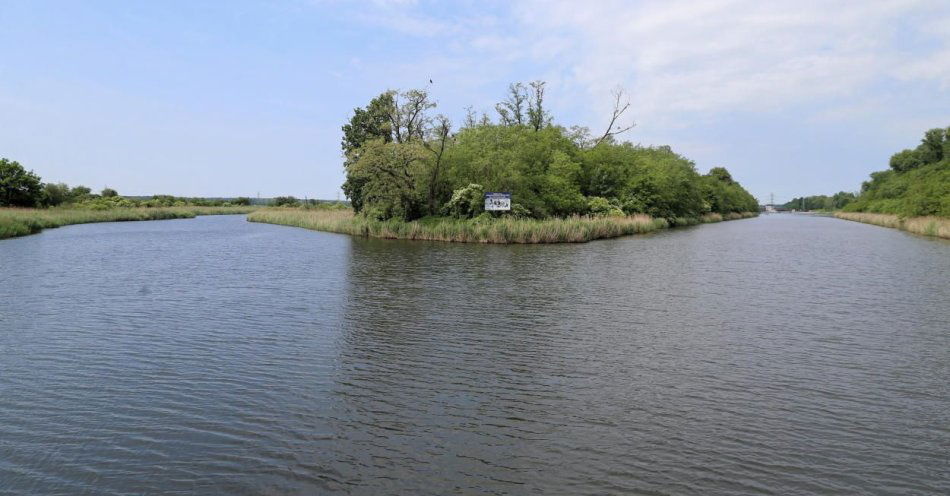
xmin=0 ymin=158 xmax=45 ymax=207
xmin=339 ymin=82 xmax=758 ymax=222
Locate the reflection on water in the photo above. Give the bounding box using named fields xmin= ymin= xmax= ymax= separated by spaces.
xmin=1 ymin=214 xmax=948 ymax=495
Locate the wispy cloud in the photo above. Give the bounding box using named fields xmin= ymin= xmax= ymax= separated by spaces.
xmin=507 ymin=0 xmax=950 ymax=123
xmin=330 ymin=0 xmax=949 ymax=129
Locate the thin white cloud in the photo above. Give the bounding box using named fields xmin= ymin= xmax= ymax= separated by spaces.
xmin=329 ymin=0 xmax=949 ymax=129
xmin=509 ymin=0 xmax=950 ymax=123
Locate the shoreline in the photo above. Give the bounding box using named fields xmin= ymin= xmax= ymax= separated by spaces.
xmin=247 ymin=209 xmax=758 ymax=244
xmin=834 ymin=212 xmax=950 ymax=239
xmin=0 ymin=206 xmax=258 ymax=240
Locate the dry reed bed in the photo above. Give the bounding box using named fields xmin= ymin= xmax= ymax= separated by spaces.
xmin=0 ymin=206 xmax=257 ymax=240
xmin=835 ymin=212 xmax=950 ymax=239
xmin=248 ymin=209 xmax=758 ymax=244
xmin=700 ymin=212 xmax=758 ymax=223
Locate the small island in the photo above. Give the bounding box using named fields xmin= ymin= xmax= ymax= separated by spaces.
xmin=249 ymin=82 xmax=759 ymax=243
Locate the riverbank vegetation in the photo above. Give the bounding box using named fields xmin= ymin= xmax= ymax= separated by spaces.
xmin=0 ymin=206 xmax=257 ymax=240
xmin=1 ymin=157 xmax=264 ymax=209
xmin=249 ymin=208 xmax=669 ymax=243
xmin=248 ymin=208 xmax=759 ymax=244
xmin=782 ymin=192 xmax=856 ymax=211
xmin=827 ymin=125 xmax=949 ymax=238
xmin=0 ymin=157 xmax=266 ymax=240
xmin=842 ymin=126 xmax=949 ymax=218
xmin=834 ymin=212 xmax=950 ymax=239
xmin=342 ymin=85 xmax=758 ymax=222
xmin=314 ymin=82 xmax=758 ymax=243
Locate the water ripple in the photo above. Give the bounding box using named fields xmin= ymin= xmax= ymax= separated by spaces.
xmin=0 ymin=214 xmax=948 ymax=495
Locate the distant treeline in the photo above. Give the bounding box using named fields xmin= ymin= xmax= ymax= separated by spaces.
xmin=782 ymin=192 xmax=856 ymax=211
xmin=342 ymin=82 xmax=758 ymax=222
xmin=0 ymin=158 xmax=343 ymax=209
xmin=781 ymin=126 xmax=948 ymax=217
xmin=843 ymin=126 xmax=950 ymax=217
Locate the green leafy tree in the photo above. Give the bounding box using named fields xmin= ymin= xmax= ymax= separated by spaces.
xmin=916 ymin=128 xmax=946 ymax=165
xmin=0 ymin=158 xmax=44 ymax=207
xmin=847 ymin=124 xmax=950 ymax=217
xmin=336 ymin=82 xmax=760 ymax=222
xmin=702 ymin=167 xmax=757 ymax=213
xmin=421 ymin=115 xmax=453 ymax=214
xmin=890 ymin=149 xmax=922 ymax=172
xmin=42 ymin=182 xmax=71 ymax=206
xmin=348 ymin=139 xmax=428 ymax=221
xmin=69 ymin=185 xmax=92 ymax=201
xmin=587 ymin=196 xmax=613 ymax=216
xmin=527 ymin=80 xmax=551 ymax=131
xmin=341 ymin=89 xmax=437 ymax=214
xmin=495 ymin=82 xmax=528 ymax=126
xmin=101 ymin=187 xmax=118 ymax=198
xmin=707 ymin=167 xmax=734 ymax=184
xmin=443 ymin=183 xmax=484 ymax=218
xmin=341 ymin=91 xmax=396 ymax=212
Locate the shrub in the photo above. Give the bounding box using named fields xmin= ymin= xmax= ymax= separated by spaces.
xmin=0 ymin=158 xmax=44 ymax=207
xmin=443 ymin=184 xmax=484 ymax=218
xmin=587 ymin=196 xmax=613 ymax=216
xmin=42 ymin=183 xmax=71 ymax=207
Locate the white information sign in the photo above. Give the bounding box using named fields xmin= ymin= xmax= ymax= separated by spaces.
xmin=484 ymin=192 xmax=511 ymax=211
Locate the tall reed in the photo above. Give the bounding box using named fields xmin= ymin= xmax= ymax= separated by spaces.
xmin=250 ymin=208 xmax=685 ymax=243
xmin=835 ymin=212 xmax=950 ymax=239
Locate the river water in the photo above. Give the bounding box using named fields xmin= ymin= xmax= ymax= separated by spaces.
xmin=0 ymin=214 xmax=948 ymax=495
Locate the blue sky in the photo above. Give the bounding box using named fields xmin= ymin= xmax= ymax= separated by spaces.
xmin=1 ymin=0 xmax=948 ymax=204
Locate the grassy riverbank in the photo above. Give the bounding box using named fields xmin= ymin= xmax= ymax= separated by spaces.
xmin=834 ymin=212 xmax=950 ymax=239
xmin=248 ymin=208 xmax=757 ymax=244
xmin=0 ymin=206 xmax=257 ymax=240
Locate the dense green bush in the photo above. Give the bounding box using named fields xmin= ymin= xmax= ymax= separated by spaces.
xmin=845 ymin=126 xmax=950 ymax=217
xmin=42 ymin=183 xmax=72 ymax=206
xmin=340 ymin=86 xmax=759 ymax=222
xmin=0 ymin=158 xmax=45 ymax=207
xmin=783 ymin=192 xmax=856 ymax=211
xmin=443 ymin=183 xmax=484 ymax=218
xmin=271 ymin=196 xmax=299 ymax=207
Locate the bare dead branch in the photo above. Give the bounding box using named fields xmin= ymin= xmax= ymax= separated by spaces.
xmin=596 ymin=87 xmax=636 ymax=146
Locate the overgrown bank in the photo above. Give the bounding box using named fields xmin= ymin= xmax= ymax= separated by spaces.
xmin=340 ymin=83 xmax=759 ymax=226
xmin=826 ymin=125 xmax=949 ymax=239
xmin=247 ymin=208 xmax=757 ymax=244
xmin=0 ymin=206 xmax=257 ymax=240
xmin=842 ymin=126 xmax=949 ymax=218
xmin=834 ymin=212 xmax=950 ymax=239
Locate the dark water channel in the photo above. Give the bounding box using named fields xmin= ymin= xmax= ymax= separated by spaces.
xmin=1 ymin=214 xmax=948 ymax=495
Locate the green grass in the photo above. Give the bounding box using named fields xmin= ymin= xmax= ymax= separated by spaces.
xmin=248 ymin=208 xmax=758 ymax=244
xmin=835 ymin=212 xmax=950 ymax=239
xmin=0 ymin=206 xmax=257 ymax=240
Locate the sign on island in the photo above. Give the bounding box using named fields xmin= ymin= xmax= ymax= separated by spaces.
xmin=484 ymin=192 xmax=511 ymax=211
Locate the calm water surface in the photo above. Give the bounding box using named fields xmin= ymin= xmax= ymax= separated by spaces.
xmin=1 ymin=214 xmax=948 ymax=495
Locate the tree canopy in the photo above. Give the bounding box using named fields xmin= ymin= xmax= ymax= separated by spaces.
xmin=846 ymin=126 xmax=950 ymax=217
xmin=0 ymin=158 xmax=45 ymax=207
xmin=782 ymin=192 xmax=856 ymax=211
xmin=340 ymin=83 xmax=758 ymax=222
